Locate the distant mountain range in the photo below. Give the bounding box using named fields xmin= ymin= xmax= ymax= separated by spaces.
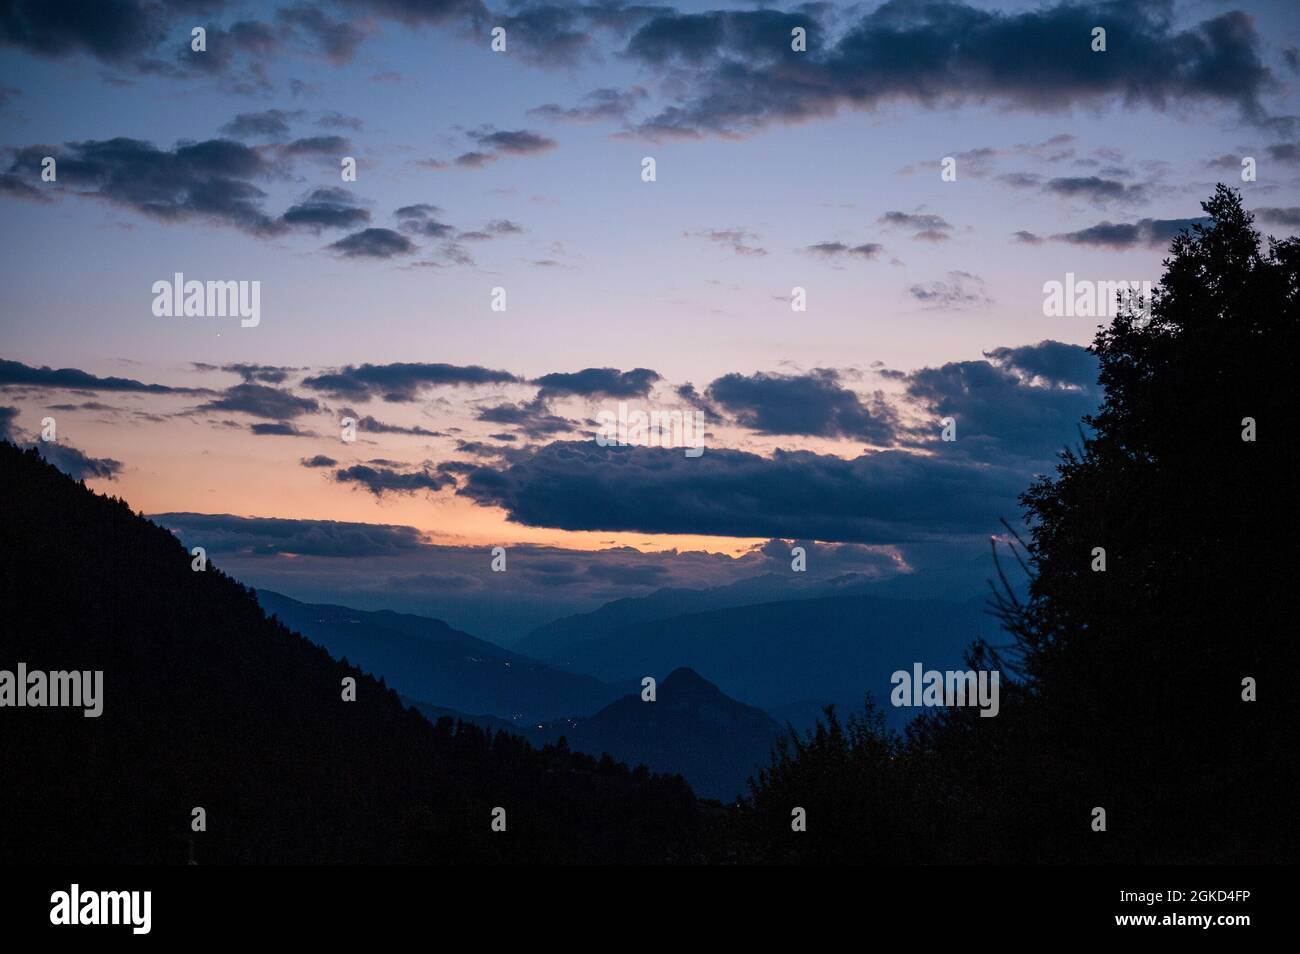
xmin=257 ymin=590 xmax=626 ymax=725
xmin=258 ymin=591 xmax=781 ymax=799
xmin=528 ymin=589 xmax=993 ymax=724
xmin=518 ymin=571 xmax=887 ymax=660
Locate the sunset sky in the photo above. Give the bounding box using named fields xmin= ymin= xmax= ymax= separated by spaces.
xmin=3 ymin=0 xmax=1298 ymax=639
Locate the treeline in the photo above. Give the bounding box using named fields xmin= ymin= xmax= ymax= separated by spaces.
xmin=735 ymin=187 xmax=1300 ymax=864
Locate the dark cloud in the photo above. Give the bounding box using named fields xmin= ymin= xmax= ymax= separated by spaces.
xmin=472 ymin=128 xmax=556 ymax=154
xmin=0 ymin=0 xmax=168 ymax=63
xmin=904 ymin=340 xmax=1099 ymax=459
xmin=34 ymin=440 xmax=122 ymax=481
xmin=333 ymin=462 xmax=456 ymax=497
xmin=529 ymin=87 xmax=649 ymax=122
xmin=1265 ymin=142 xmax=1299 ymax=163
xmin=533 ymin=367 xmax=661 ymax=399
xmin=220 ymin=109 xmax=303 ymax=139
xmin=879 ymin=211 xmax=953 ymax=240
xmin=1043 ymin=176 xmax=1146 ymax=204
xmin=394 ymin=203 xmax=455 ymax=238
xmin=983 ymin=340 xmax=1100 ymax=389
xmin=213 ymin=363 xmax=296 ymax=385
xmin=280 ymin=187 xmax=370 ymax=232
xmin=197 ymin=384 xmax=320 ymax=420
xmin=348 ymin=414 xmax=446 ymax=437
xmin=301 ymin=455 xmax=338 ymax=468
xmin=278 ymin=134 xmax=351 ymax=157
xmin=907 ymin=271 xmax=991 ymax=308
xmin=439 ymin=127 xmax=557 ymax=169
xmin=6 ymin=136 xmax=286 ymax=234
xmin=804 ymin=241 xmax=883 ymax=260
xmin=453 ymin=440 xmax=1027 ymax=545
xmin=1050 ymin=216 xmax=1213 ymax=248
xmin=326 ymin=227 xmax=416 ymax=259
xmin=626 ymin=3 xmax=1273 ymax=139
xmin=277 ymin=3 xmax=366 ymax=63
xmin=0 ymin=358 xmax=204 ymax=394
xmin=250 ymin=421 xmax=317 ymax=437
xmin=1256 ymin=206 xmax=1300 ymax=227
xmin=0 ymin=171 xmax=51 ymax=202
xmin=154 ymin=512 xmax=427 ymax=558
xmin=475 ymin=397 xmax=576 ymax=438
xmin=706 ymin=369 xmax=896 ymax=443
xmin=302 ymin=362 xmax=519 ymax=402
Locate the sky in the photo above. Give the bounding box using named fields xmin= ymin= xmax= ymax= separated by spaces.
xmin=2 ymin=0 xmax=1298 ymax=640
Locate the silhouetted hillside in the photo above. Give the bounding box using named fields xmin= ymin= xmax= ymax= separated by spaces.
xmin=0 ymin=441 xmax=703 ymax=863
xmin=257 ymin=590 xmax=625 ymax=723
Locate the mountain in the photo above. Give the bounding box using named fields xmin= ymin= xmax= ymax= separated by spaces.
xmin=548 ymin=668 xmax=783 ymax=802
xmin=257 ymin=590 xmax=624 ymax=725
xmin=412 ymin=669 xmax=784 ymax=802
xmin=0 ymin=441 xmax=703 ymax=863
xmin=519 ymin=571 xmax=886 ymax=661
xmin=550 ymin=593 xmax=993 ymax=723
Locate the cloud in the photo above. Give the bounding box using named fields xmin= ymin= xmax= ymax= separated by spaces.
xmin=154 ymin=512 xmax=428 ymax=557
xmin=804 ymin=241 xmax=883 ymax=260
xmin=197 ymin=384 xmax=320 ymax=420
xmin=684 ymin=228 xmax=766 ymax=256
xmin=278 ymin=134 xmax=351 ymax=157
xmin=0 ymin=0 xmax=176 ymax=64
xmin=221 ymin=109 xmax=303 ymax=139
xmin=1050 ymin=216 xmax=1213 ymax=248
xmin=394 ymin=204 xmax=455 ymax=238
xmin=281 ymin=187 xmax=370 ymax=233
xmin=207 ymin=363 xmax=297 ymax=385
xmin=533 ymin=367 xmax=661 ymax=399
xmin=34 ymin=440 xmax=122 ymax=480
xmin=907 ymin=271 xmax=991 ymax=308
xmin=529 ymin=87 xmax=649 ymax=122
xmin=437 ymin=127 xmax=557 ymax=169
xmin=1265 ymin=142 xmax=1299 ymax=163
xmin=472 ymin=128 xmax=555 ymax=154
xmin=6 ymin=137 xmax=284 ymax=234
xmin=301 ymin=455 xmax=338 ymax=468
xmin=1256 ymin=206 xmax=1300 ymax=227
xmin=301 ymin=362 xmax=519 ymax=402
xmin=277 ymin=3 xmax=366 ymax=63
xmin=475 ymin=397 xmax=576 ymax=438
xmin=1043 ymin=176 xmax=1146 ymax=204
xmin=453 ymin=440 xmax=1029 ymax=545
xmin=904 ymin=340 xmax=1099 ymax=459
xmin=346 ymin=414 xmax=447 ymax=437
xmin=0 ymin=358 xmax=204 ymax=394
xmin=326 ymin=227 xmax=416 ymax=259
xmin=625 ymin=3 xmax=1274 ymax=139
xmin=879 ymin=211 xmax=953 ymax=241
xmin=332 ymin=462 xmax=456 ymax=497
xmin=705 ymin=369 xmax=897 ymax=443
xmin=250 ymin=421 xmax=317 ymax=437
